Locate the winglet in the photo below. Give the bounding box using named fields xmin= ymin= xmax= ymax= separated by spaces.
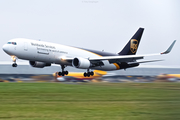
xmin=161 ymin=40 xmax=176 ymax=54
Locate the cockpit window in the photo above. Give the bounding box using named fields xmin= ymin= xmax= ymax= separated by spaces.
xmin=7 ymin=42 xmax=17 ymax=45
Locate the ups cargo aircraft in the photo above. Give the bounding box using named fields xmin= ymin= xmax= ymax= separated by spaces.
xmin=2 ymin=28 xmax=176 ymax=77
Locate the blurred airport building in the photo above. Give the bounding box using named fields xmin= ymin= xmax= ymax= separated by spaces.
xmin=0 ymin=64 xmax=179 ymax=75
xmin=0 ymin=63 xmax=180 ymax=82
xmin=113 ymin=67 xmax=180 ymax=76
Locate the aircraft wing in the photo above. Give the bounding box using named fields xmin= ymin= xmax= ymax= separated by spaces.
xmin=62 ymin=40 xmax=176 ymax=63
xmin=89 ymin=40 xmax=176 ymax=62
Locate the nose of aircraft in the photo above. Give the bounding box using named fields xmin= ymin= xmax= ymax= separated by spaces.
xmin=2 ymin=44 xmax=9 ymax=53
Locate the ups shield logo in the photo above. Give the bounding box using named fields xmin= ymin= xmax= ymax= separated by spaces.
xmin=130 ymin=39 xmax=138 ymax=53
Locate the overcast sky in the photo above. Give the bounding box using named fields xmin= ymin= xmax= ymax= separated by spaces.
xmin=0 ymin=0 xmax=179 ymax=67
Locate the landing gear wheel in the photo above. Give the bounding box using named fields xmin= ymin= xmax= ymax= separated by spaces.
xmin=87 ymin=73 xmax=90 ymax=77
xmin=12 ymin=63 xmax=17 ymax=67
xmin=83 ymin=71 xmax=94 ymax=77
xmin=64 ymin=71 xmax=68 ymax=75
xmin=58 ymin=72 xmax=62 ymax=76
xmin=90 ymin=71 xmax=94 ymax=76
xmin=84 ymin=72 xmax=87 ymax=77
xmin=57 ymin=65 xmax=69 ymax=76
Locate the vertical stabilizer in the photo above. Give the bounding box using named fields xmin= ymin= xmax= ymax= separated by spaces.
xmin=118 ymin=28 xmax=144 ymax=55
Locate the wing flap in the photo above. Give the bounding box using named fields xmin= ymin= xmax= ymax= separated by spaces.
xmin=129 ymin=59 xmax=163 ymax=64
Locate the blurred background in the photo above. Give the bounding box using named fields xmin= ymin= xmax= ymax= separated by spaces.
xmin=0 ymin=0 xmax=179 ymax=82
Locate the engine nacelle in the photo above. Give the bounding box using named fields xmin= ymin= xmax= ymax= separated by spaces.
xmin=29 ymin=61 xmax=51 ymax=68
xmin=72 ymin=57 xmax=90 ymax=69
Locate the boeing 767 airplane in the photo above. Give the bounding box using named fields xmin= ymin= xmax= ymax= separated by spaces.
xmin=2 ymin=28 xmax=176 ymax=77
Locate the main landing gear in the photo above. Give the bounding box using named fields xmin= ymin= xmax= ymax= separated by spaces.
xmin=58 ymin=65 xmax=69 ymax=76
xmin=83 ymin=69 xmax=94 ymax=77
xmin=11 ymin=56 xmax=17 ymax=67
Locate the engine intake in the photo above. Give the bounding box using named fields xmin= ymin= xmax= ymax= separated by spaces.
xmin=29 ymin=61 xmax=51 ymax=68
xmin=72 ymin=57 xmax=90 ymax=69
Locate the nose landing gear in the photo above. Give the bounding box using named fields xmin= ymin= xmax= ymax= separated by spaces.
xmin=12 ymin=63 xmax=17 ymax=67
xmin=11 ymin=56 xmax=17 ymax=67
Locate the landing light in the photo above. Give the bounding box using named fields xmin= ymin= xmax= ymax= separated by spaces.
xmin=61 ymin=56 xmax=67 ymax=61
xmin=11 ymin=56 xmax=16 ymax=62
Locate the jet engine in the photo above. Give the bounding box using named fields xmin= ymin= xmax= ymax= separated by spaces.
xmin=29 ymin=61 xmax=51 ymax=68
xmin=72 ymin=57 xmax=91 ymax=69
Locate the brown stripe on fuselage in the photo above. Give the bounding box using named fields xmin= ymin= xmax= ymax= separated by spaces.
xmin=74 ymin=47 xmax=118 ymax=57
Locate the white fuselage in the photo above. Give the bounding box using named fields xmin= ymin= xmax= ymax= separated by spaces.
xmin=3 ymin=38 xmax=118 ymax=71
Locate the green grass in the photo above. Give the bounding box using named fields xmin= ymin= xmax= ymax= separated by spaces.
xmin=0 ymin=82 xmax=180 ymax=120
